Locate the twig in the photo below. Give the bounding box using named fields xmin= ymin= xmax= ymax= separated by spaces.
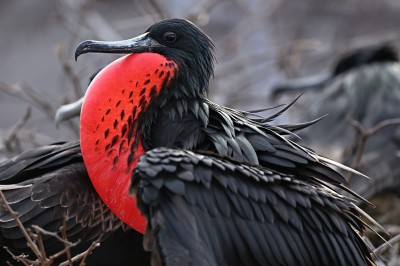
xmin=0 ymin=191 xmax=81 ymax=265
xmin=61 ymin=217 xmax=73 ymax=264
xmin=31 ymin=225 xmax=76 ymax=248
xmin=368 ymin=118 xmax=400 ymax=136
xmin=347 ymin=117 xmax=400 ymax=182
xmin=0 ymin=81 xmax=54 ymax=119
xmin=53 ymin=0 xmax=93 ymax=39
xmin=32 ymin=223 xmax=81 ymax=263
xmin=34 ymin=231 xmax=50 ymax=264
xmin=0 ymin=190 xmax=42 ymax=259
xmin=146 ymin=0 xmax=166 ymax=19
xmin=48 ymin=241 xmax=80 ymax=263
xmin=58 ymin=241 xmax=100 ymax=266
xmin=3 ymin=107 xmax=31 ymax=153
xmin=374 ymin=234 xmax=400 ymax=256
xmin=57 ymin=45 xmax=83 ymax=99
xmin=4 ymin=247 xmax=33 ymax=266
xmin=16 ymin=82 xmax=55 ymax=119
xmin=79 ymin=240 xmax=100 ymax=266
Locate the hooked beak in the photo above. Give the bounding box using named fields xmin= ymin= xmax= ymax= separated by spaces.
xmin=75 ymin=33 xmax=163 ymax=61
xmin=54 ymin=97 xmax=84 ymax=127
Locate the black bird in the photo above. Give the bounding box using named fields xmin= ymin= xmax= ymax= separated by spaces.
xmin=271 ymin=44 xmax=398 ymax=97
xmin=271 ymin=44 xmax=400 ymax=199
xmin=0 ymin=142 xmax=150 ymax=265
xmin=1 ymin=18 xmax=378 ymax=265
xmin=75 ymin=18 xmax=379 ymax=265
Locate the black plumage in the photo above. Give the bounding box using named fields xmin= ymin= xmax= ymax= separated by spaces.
xmin=0 ymin=141 xmax=150 ymax=265
xmin=75 ymin=19 xmax=378 ymax=265
xmin=271 ymin=44 xmax=398 ymax=96
xmin=271 ymin=44 xmax=400 ymax=199
xmin=131 ymin=148 xmax=372 ymax=266
xmin=1 ymin=18 xmax=379 ymax=265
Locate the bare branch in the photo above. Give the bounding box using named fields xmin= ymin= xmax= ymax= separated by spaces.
xmin=58 ymin=241 xmax=100 ymax=266
xmin=57 ymin=45 xmax=84 ymax=99
xmin=0 ymin=81 xmax=54 ymax=119
xmin=61 ymin=217 xmax=73 ymax=264
xmin=369 ymin=118 xmax=400 ymax=137
xmin=31 ymin=225 xmax=76 ymax=248
xmin=4 ymin=247 xmax=33 ymax=266
xmin=0 ymin=190 xmax=42 ymax=259
xmin=78 ymin=241 xmax=100 ymax=266
xmin=374 ymin=234 xmax=400 ymax=256
xmin=16 ymin=82 xmax=55 ymax=119
xmin=3 ymin=107 xmax=31 ymax=153
xmin=347 ymin=117 xmax=400 ymax=182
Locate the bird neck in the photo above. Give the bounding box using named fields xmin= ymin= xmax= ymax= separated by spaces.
xmin=80 ymin=53 xmax=177 ymax=233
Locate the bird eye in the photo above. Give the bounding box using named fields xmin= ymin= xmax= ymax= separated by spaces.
xmin=163 ymin=32 xmax=177 ymax=43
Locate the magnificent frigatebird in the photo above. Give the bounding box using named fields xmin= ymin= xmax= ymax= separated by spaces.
xmin=1 ymin=18 xmax=378 ymax=265
xmin=74 ymin=18 xmax=378 ymax=265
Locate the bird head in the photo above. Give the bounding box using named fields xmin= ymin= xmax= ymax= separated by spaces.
xmin=76 ymin=18 xmax=216 ymax=97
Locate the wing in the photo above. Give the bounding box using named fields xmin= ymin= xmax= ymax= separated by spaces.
xmin=148 ymin=98 xmax=350 ymax=190
xmin=204 ymin=99 xmax=364 ymax=194
xmin=0 ymin=141 xmax=149 ymax=265
xmin=131 ymin=148 xmax=374 ymax=266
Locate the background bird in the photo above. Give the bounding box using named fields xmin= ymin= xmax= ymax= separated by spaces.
xmin=0 ymin=141 xmax=150 ymax=265
xmin=271 ymin=45 xmax=400 ymax=198
xmin=271 ymin=44 xmax=400 ymax=250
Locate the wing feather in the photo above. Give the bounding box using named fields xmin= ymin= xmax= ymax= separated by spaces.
xmin=132 ymin=148 xmax=374 ymax=266
xmin=0 ymin=141 xmax=149 ymax=265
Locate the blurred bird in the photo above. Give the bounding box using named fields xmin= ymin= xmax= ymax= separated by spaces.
xmin=55 ymin=70 xmax=101 ymax=127
xmin=271 ymin=44 xmax=400 ymax=200
xmin=1 ymin=19 xmax=379 ymax=265
xmin=272 ymin=44 xmax=398 ymax=97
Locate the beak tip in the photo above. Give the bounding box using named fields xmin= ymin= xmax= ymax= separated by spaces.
xmin=75 ymin=40 xmax=91 ymax=61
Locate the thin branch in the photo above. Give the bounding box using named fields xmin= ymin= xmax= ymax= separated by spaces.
xmin=369 ymin=118 xmax=400 ymax=137
xmin=146 ymin=0 xmax=166 ymax=19
xmin=0 ymin=81 xmax=54 ymax=119
xmin=48 ymin=240 xmax=80 ymax=263
xmin=79 ymin=241 xmax=100 ymax=266
xmin=61 ymin=217 xmax=73 ymax=264
xmin=53 ymin=0 xmax=93 ymax=39
xmin=16 ymin=82 xmax=55 ymax=119
xmin=58 ymin=241 xmax=100 ymax=266
xmin=3 ymin=107 xmax=31 ymax=153
xmin=57 ymin=45 xmax=83 ymax=99
xmin=4 ymin=247 xmax=32 ymax=266
xmin=0 ymin=190 xmax=42 ymax=259
xmin=31 ymin=225 xmax=76 ymax=248
xmin=374 ymin=234 xmax=400 ymax=256
xmin=33 ymin=231 xmax=50 ymax=265
xmin=347 ymin=117 xmax=400 ymax=182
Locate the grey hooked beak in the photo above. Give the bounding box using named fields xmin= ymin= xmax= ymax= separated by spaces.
xmin=55 ymin=97 xmax=84 ymax=127
xmin=75 ymin=33 xmax=163 ymax=60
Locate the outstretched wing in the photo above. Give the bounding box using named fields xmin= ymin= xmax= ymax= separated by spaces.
xmin=0 ymin=141 xmax=148 ymax=265
xmin=132 ymin=148 xmax=373 ymax=266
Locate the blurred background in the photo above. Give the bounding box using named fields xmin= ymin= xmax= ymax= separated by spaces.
xmin=1 ymin=0 xmax=400 ymax=263
xmin=2 ymin=0 xmax=400 ymax=155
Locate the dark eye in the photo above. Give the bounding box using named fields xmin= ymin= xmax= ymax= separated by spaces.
xmin=163 ymin=32 xmax=177 ymax=43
